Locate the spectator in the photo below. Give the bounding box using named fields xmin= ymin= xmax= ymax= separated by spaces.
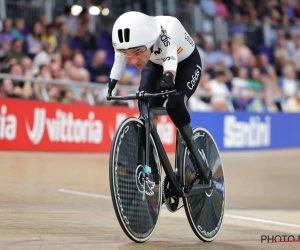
xmin=228 ymin=13 xmax=246 ymax=37
xmin=293 ymin=38 xmax=300 ymax=71
xmin=56 ymin=23 xmax=73 ymax=60
xmin=60 ymin=6 xmax=77 ymax=36
xmin=199 ymin=38 xmax=216 ymax=73
xmin=279 ymin=64 xmax=299 ymax=97
xmin=73 ymin=53 xmax=89 ymax=80
xmin=257 ymin=53 xmax=272 ymax=75
xmin=0 ymin=78 xmax=20 ymax=98
xmin=0 ymin=18 xmax=14 ymax=45
xmin=210 ymin=40 xmax=233 ymax=68
xmin=69 ymin=53 xmax=90 ymax=101
xmin=21 ymin=56 xmax=33 ymax=72
xmin=74 ymin=8 xmax=97 ymax=50
xmin=10 ymin=18 xmax=26 ymax=41
xmin=0 ymin=41 xmax=11 ymax=65
xmin=61 ymin=88 xmax=78 ymax=104
xmin=31 ymin=42 xmax=52 ymax=75
xmin=3 ymin=38 xmax=25 ymax=64
xmin=284 ymin=89 xmax=300 ymax=112
xmin=215 ymin=0 xmax=229 ymax=18
xmin=26 ymin=21 xmax=43 ymax=58
xmin=7 ymin=63 xmax=33 ymax=99
xmin=200 ymin=0 xmax=217 ymax=17
xmin=231 ymin=66 xmax=252 ymax=109
xmin=52 ymin=16 xmax=63 ymax=37
xmin=290 ymin=17 xmax=300 ymax=35
xmin=208 ymin=70 xmax=231 ymax=111
xmin=83 ymin=0 xmax=97 ymax=34
xmin=228 ymin=0 xmax=244 ymax=15
xmin=62 ymin=59 xmax=75 ymax=79
xmin=248 ymin=67 xmax=263 ymax=91
xmin=88 ymin=50 xmax=111 ymax=83
xmin=231 ymin=35 xmax=253 ymax=67
xmin=41 ymin=24 xmax=58 ymax=50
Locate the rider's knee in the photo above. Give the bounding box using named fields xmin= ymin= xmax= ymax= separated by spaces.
xmin=166 ymin=93 xmax=182 ymax=110
xmin=166 ymin=94 xmax=191 ymax=128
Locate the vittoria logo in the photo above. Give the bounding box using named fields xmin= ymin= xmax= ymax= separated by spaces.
xmin=25 ymin=108 xmax=103 ymax=145
xmin=160 ymin=28 xmax=171 ymax=47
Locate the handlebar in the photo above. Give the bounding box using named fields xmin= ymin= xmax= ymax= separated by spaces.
xmin=107 ymin=89 xmax=178 ymax=101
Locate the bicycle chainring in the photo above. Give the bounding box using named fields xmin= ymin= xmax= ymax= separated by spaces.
xmin=162 ymin=176 xmax=179 ymax=212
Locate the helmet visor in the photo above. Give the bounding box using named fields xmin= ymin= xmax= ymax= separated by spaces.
xmin=115 ymin=45 xmax=147 ymax=57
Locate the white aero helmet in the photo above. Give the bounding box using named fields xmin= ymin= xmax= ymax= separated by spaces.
xmin=112 ymin=11 xmax=161 ymax=52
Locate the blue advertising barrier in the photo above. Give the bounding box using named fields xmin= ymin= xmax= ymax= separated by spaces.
xmin=190 ymin=112 xmax=300 ymax=151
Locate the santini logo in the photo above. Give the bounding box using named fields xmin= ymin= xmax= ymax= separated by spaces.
xmin=224 ymin=115 xmax=271 ymax=148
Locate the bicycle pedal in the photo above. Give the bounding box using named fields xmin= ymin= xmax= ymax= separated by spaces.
xmin=212 ymin=180 xmax=217 ymax=188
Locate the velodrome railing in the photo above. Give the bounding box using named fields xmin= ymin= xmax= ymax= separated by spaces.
xmin=0 ymin=73 xmax=288 ymax=112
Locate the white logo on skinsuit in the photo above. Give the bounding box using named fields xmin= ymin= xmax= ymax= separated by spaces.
xmin=187 ymin=65 xmax=201 ymax=90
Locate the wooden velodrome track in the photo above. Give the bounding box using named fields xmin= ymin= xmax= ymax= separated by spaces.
xmin=1 ymin=148 xmax=300 ymax=249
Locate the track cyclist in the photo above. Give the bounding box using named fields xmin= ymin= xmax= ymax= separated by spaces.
xmin=107 ymin=11 xmax=212 ymax=182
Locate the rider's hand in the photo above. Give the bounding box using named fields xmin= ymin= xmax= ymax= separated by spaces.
xmin=108 ymin=78 xmax=118 ymax=91
xmin=107 ymin=78 xmax=118 ymax=100
xmin=156 ymin=72 xmax=175 ymax=92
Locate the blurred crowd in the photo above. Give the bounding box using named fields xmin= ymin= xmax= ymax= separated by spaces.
xmin=0 ymin=0 xmax=300 ymax=112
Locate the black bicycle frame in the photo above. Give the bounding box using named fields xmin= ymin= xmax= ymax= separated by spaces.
xmin=108 ymin=90 xmax=214 ymax=198
xmin=139 ymin=100 xmax=213 ymax=198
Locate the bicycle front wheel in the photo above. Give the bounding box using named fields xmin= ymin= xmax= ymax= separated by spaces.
xmin=109 ymin=117 xmax=162 ymax=243
xmin=182 ymin=127 xmax=226 ymax=242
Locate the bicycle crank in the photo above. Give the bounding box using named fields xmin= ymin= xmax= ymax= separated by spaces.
xmin=162 ymin=176 xmax=182 ymax=212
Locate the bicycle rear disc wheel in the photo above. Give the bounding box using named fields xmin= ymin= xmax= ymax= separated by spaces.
xmin=182 ymin=127 xmax=225 ymax=242
xmin=109 ymin=117 xmax=162 ymax=243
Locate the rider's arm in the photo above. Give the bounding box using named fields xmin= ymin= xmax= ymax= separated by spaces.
xmin=107 ymin=51 xmax=128 ymax=97
xmin=109 ymin=51 xmax=128 ymax=81
xmin=161 ymin=18 xmax=179 ymax=83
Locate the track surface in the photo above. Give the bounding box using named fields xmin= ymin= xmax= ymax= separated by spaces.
xmin=1 ymin=149 xmax=300 ymax=249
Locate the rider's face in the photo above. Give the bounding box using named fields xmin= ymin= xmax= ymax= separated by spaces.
xmin=118 ymin=47 xmax=152 ymax=69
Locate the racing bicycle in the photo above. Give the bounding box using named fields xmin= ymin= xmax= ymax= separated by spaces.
xmin=107 ymin=89 xmax=226 ymax=243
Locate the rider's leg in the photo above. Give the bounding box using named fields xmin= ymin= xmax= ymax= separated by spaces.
xmin=138 ymin=61 xmax=166 ymax=127
xmin=166 ymin=46 xmax=211 ymax=180
xmin=166 ymin=93 xmax=211 ymax=180
xmin=138 ymin=61 xmax=166 ymax=182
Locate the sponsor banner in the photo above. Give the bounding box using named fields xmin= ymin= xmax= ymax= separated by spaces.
xmin=1 ymin=99 xmax=299 ymax=152
xmin=190 ymin=112 xmax=300 ymax=151
xmin=0 ymin=99 xmax=177 ymax=152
